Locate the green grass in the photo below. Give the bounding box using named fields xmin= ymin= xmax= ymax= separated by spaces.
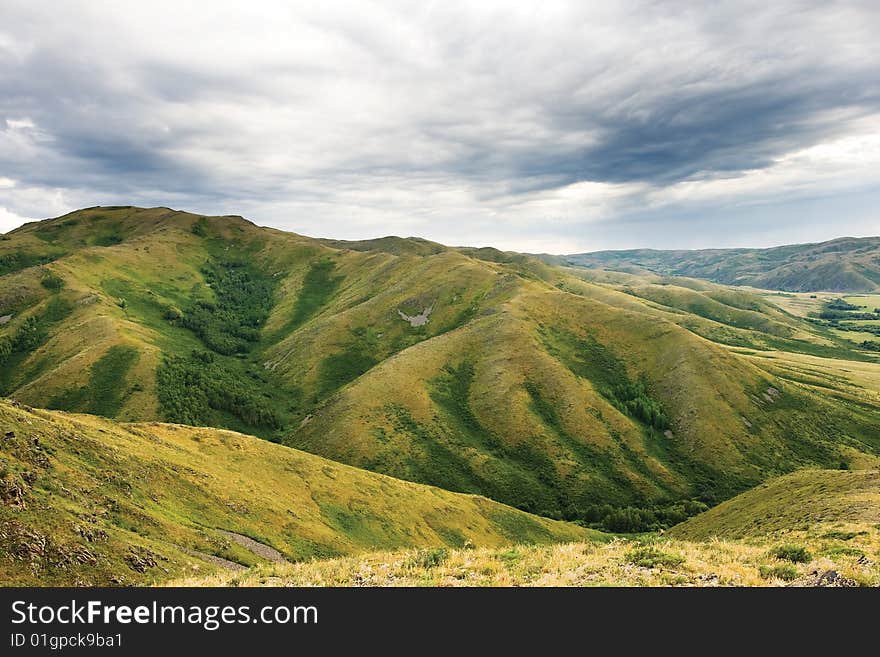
xmin=759 ymin=564 xmax=798 ymax=581
xmin=49 ymin=345 xmax=140 ymax=416
xmin=317 ymin=342 xmax=379 ymax=398
xmin=287 ymin=260 xmax=343 ymax=330
xmin=770 ymin=544 xmax=812 ymax=563
xmin=625 ymin=546 xmax=686 ymax=569
xmin=0 ymin=399 xmax=592 ymax=585
xmin=0 ymin=252 xmax=60 ymax=276
xmin=669 ymin=470 xmax=880 ymax=540
xmin=430 ymin=362 xmax=496 ymax=447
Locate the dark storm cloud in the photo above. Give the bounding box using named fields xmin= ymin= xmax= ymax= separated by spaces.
xmin=0 ymin=1 xmax=878 ymax=249
xmin=518 ymin=76 xmax=880 ymax=186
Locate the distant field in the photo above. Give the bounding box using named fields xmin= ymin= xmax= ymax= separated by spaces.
xmin=843 ymin=294 xmax=880 ymax=310
xmin=749 ymin=289 xmax=835 ymax=318
xmin=830 ymin=328 xmax=880 ymax=343
xmin=742 ymin=349 xmax=880 ymax=411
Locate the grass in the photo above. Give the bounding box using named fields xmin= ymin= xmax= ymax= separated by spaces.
xmin=49 ymin=344 xmax=140 ymax=416
xmin=759 ymin=564 xmax=798 ymax=581
xmin=179 ymin=467 xmax=880 ymax=587
xmin=625 ymin=546 xmax=686 ymax=569
xmin=317 ymin=342 xmax=379 ymax=398
xmin=0 ymin=252 xmax=60 ymax=276
xmin=178 ymin=523 xmax=880 ymax=586
xmin=0 ymin=399 xmax=591 ymax=586
xmin=669 ymin=469 xmax=880 ymax=540
xmin=770 ymin=544 xmax=812 ymax=563
xmin=287 ymin=259 xmax=343 ymax=330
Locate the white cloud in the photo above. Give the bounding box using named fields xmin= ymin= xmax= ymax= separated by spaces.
xmin=0 ymin=1 xmax=878 ymax=250
xmin=0 ymin=206 xmax=31 ymax=233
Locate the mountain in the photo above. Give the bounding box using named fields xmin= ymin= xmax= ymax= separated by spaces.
xmin=184 ymin=469 xmax=880 ymax=587
xmin=1 ymin=206 xmax=879 ymax=534
xmin=0 ymin=399 xmax=591 ymax=585
xmin=565 ymin=236 xmax=880 ymax=292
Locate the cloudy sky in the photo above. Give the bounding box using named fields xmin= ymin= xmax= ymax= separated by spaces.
xmin=1 ymin=1 xmax=878 ymax=252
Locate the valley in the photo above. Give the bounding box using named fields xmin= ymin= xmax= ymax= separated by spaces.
xmin=1 ymin=206 xmax=879 ymax=586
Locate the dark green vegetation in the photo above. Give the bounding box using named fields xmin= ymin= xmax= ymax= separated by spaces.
xmin=0 ymin=252 xmax=59 ymax=276
xmin=810 ymin=297 xmax=880 ymax=342
xmin=581 ymin=500 xmax=709 ymax=533
xmin=317 ymin=344 xmax=378 ymax=399
xmin=155 ymin=257 xmax=301 ymax=439
xmin=567 ymin=236 xmax=880 ymax=292
xmin=625 ymin=546 xmax=685 ymax=569
xmin=287 ymin=260 xmax=343 ymax=331
xmin=49 ymin=345 xmax=140 ymax=416
xmin=39 ymin=272 xmax=64 ymax=291
xmin=759 ymin=564 xmax=798 ymax=581
xmin=770 ymin=544 xmax=812 ymax=563
xmin=157 ymin=351 xmax=285 ymax=437
xmin=176 ymin=259 xmax=275 ymax=356
xmin=0 ymin=297 xmax=73 ymax=394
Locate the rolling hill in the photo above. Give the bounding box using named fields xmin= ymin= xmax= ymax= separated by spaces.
xmin=1 ymin=206 xmax=879 ymax=535
xmin=0 ymin=399 xmax=591 ymax=585
xmin=668 ymin=469 xmax=880 ymax=540
xmin=565 ymin=236 xmax=880 ymax=292
xmin=184 ymin=469 xmax=880 ymax=587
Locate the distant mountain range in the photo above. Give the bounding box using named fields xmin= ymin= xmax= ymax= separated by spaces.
xmin=565 ymin=236 xmax=880 ymax=292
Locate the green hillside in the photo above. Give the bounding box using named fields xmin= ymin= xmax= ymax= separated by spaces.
xmin=669 ymin=469 xmax=880 ymax=540
xmin=185 ymin=468 xmax=880 ymax=587
xmin=566 ymin=236 xmax=880 ymax=293
xmin=0 ymin=399 xmax=592 ymax=585
xmin=1 ymin=206 xmax=879 ymax=535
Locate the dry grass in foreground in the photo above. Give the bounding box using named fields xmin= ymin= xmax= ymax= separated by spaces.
xmin=175 ymin=522 xmax=880 ymax=587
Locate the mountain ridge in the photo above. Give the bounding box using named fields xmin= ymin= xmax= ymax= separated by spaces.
xmin=565 ymin=235 xmax=880 ymax=292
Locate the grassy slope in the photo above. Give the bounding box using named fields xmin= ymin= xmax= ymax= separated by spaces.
xmin=565 ymin=236 xmax=880 ymax=293
xmin=180 ymin=528 xmax=880 ymax=586
xmin=0 ymin=399 xmax=592 ymax=585
xmin=292 ymin=271 xmax=880 ymax=519
xmin=669 ymin=469 xmax=880 ymax=540
xmin=183 ymin=468 xmax=880 ymax=587
xmin=1 ymin=207 xmax=879 ymax=525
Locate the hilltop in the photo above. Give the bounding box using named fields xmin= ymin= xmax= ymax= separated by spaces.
xmin=1 ymin=206 xmax=879 ymax=533
xmin=0 ymin=399 xmax=591 ymax=585
xmin=566 ymin=236 xmax=880 ymax=293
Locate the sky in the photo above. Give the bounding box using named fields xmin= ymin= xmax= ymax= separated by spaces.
xmin=1 ymin=1 xmax=878 ymax=253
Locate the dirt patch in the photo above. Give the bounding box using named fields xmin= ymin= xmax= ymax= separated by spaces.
xmin=218 ymin=530 xmax=288 ymax=563
xmin=397 ymin=306 xmax=433 ymax=327
xmin=179 ymin=546 xmax=247 ymax=572
xmin=0 ymin=314 xmax=12 ymax=325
